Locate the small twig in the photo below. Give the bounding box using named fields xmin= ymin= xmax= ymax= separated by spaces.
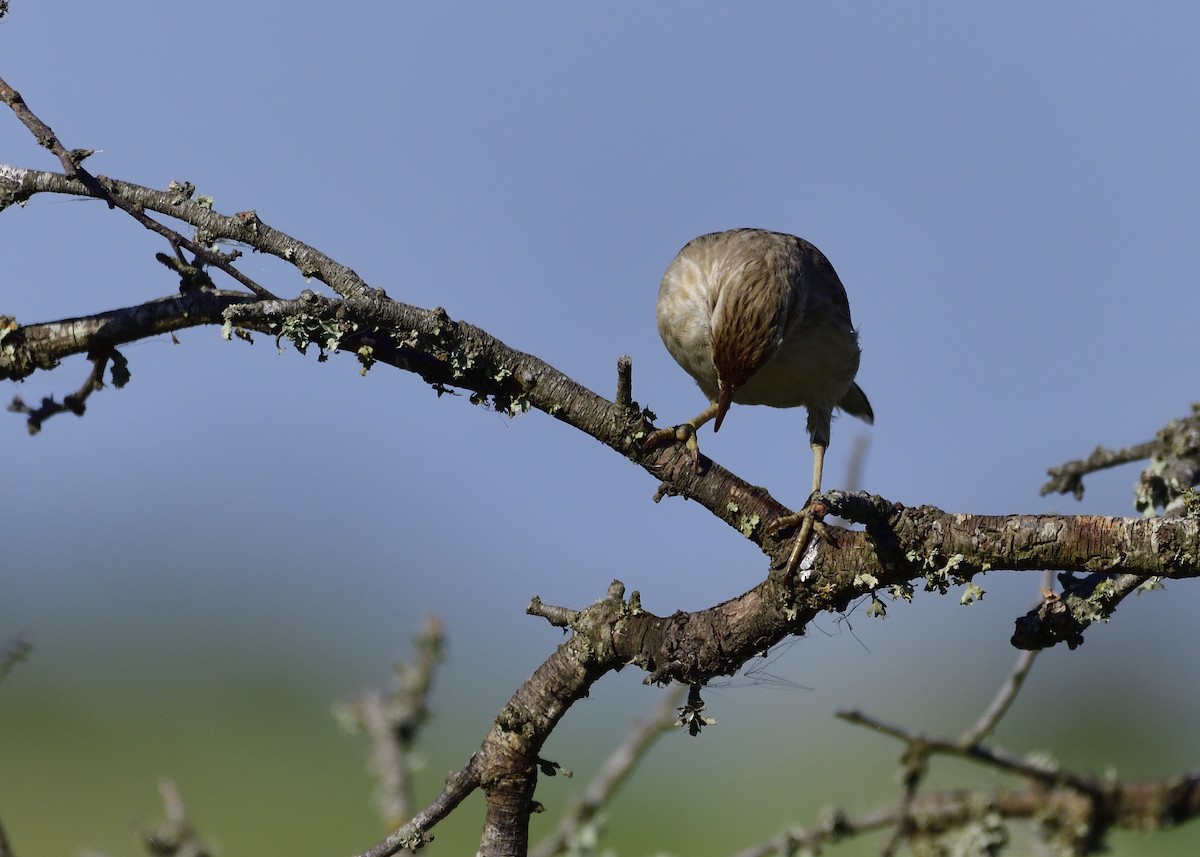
xmin=0 ymin=634 xmax=31 ymax=687
xmin=335 ymin=617 xmax=446 ymax=829
xmin=1041 ymin=441 xmax=1158 ymax=501
xmin=838 ymin=709 xmax=1102 ymax=797
xmin=615 ymin=355 xmax=633 ymax=411
xmin=1042 ymin=405 xmax=1200 ymax=506
xmin=354 ymin=757 xmax=482 ymax=857
xmin=527 ymin=596 xmax=582 ymax=629
xmin=960 ymin=570 xmax=1050 ymax=746
xmin=0 ymin=75 xmax=276 ymax=300
xmin=530 ymin=685 xmax=685 ymax=857
xmin=135 ymin=780 xmax=213 ymax=857
xmin=7 ymin=349 xmax=114 ymax=433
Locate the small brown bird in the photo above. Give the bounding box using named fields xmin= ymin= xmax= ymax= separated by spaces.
xmin=645 ymin=228 xmax=873 ymax=567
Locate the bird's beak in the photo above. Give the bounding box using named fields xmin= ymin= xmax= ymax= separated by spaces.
xmin=714 ymin=383 xmax=733 ymax=433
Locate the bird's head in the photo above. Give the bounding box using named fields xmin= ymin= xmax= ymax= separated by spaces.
xmin=711 ymin=306 xmax=775 ymax=433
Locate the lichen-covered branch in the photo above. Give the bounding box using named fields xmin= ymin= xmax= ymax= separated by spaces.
xmin=829 ymin=707 xmax=1200 ymax=855
xmin=0 ymin=291 xmax=256 ymax=382
xmin=1043 ymin=403 xmax=1200 ymax=517
xmin=728 ymin=774 xmax=1200 ymax=857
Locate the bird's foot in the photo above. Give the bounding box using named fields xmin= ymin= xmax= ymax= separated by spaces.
xmin=768 ymin=495 xmax=836 ymax=583
xmin=642 ymin=423 xmax=702 ymax=472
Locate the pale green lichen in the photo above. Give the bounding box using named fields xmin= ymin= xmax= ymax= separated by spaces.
xmin=853 ymin=572 xmax=879 ymax=589
xmin=272 ymin=312 xmax=356 ymax=357
xmin=723 ymin=504 xmax=759 ymax=537
xmin=960 ymin=582 xmax=985 ymax=605
xmin=356 ymin=344 xmax=375 ymax=375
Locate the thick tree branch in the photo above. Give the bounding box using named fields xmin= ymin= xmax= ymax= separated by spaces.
xmin=1 ymin=291 xmax=255 ymax=382
xmin=7 ymin=78 xmax=1200 ymax=856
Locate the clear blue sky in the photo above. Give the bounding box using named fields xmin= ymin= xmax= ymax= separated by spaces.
xmin=3 ymin=3 xmax=1198 ymax=855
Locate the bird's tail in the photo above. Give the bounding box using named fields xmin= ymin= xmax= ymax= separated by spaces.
xmin=839 ymin=383 xmax=874 ymax=425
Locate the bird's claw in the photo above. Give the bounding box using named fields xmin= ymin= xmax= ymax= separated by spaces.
xmin=643 ymin=423 xmax=702 ymax=472
xmin=770 ymin=498 xmax=835 ymax=583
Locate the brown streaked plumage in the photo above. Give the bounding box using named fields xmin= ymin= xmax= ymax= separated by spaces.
xmin=645 ymin=228 xmax=873 ymax=569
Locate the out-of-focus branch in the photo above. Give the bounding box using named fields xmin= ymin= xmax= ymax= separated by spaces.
xmin=336 ymin=616 xmax=446 ymax=830
xmin=960 ymin=571 xmax=1049 ymax=746
xmin=0 ymin=633 xmax=30 ymax=687
xmin=530 ymin=685 xmax=686 ymax=857
xmin=136 ymin=780 xmax=213 ymax=857
xmin=729 ymin=771 xmax=1200 ymax=857
xmin=829 ymin=707 xmax=1200 ymax=855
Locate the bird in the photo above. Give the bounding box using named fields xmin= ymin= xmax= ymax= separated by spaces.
xmin=644 ymin=228 xmax=873 ymax=572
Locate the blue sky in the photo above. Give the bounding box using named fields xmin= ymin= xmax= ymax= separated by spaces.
xmin=3 ymin=3 xmax=1199 ymax=855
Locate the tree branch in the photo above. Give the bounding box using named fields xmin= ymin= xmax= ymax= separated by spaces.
xmin=336 ymin=616 xmax=446 ymax=831
xmin=1043 ymin=403 xmax=1200 ymax=517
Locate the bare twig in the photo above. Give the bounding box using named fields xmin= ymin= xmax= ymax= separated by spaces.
xmin=0 ymin=76 xmax=276 ymax=301
xmin=1042 ymin=404 xmax=1200 ymax=513
xmin=838 ymin=709 xmax=1102 ymax=797
xmin=960 ymin=570 xmax=1051 ymax=746
xmin=0 ymin=633 xmax=30 ymax=687
xmin=1042 ymin=441 xmax=1158 ymax=501
xmin=336 ymin=617 xmax=446 ymax=830
xmin=7 ymin=348 xmax=115 ymax=433
xmin=135 ymin=780 xmax=213 ymax=857
xmin=530 ymin=685 xmax=685 ymax=857
xmin=355 ymin=760 xmax=482 ymax=857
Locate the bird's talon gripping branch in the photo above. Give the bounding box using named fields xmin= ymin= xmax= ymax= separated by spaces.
xmin=776 ymin=501 xmax=836 ymax=582
xmin=643 ymin=422 xmax=704 ymax=472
